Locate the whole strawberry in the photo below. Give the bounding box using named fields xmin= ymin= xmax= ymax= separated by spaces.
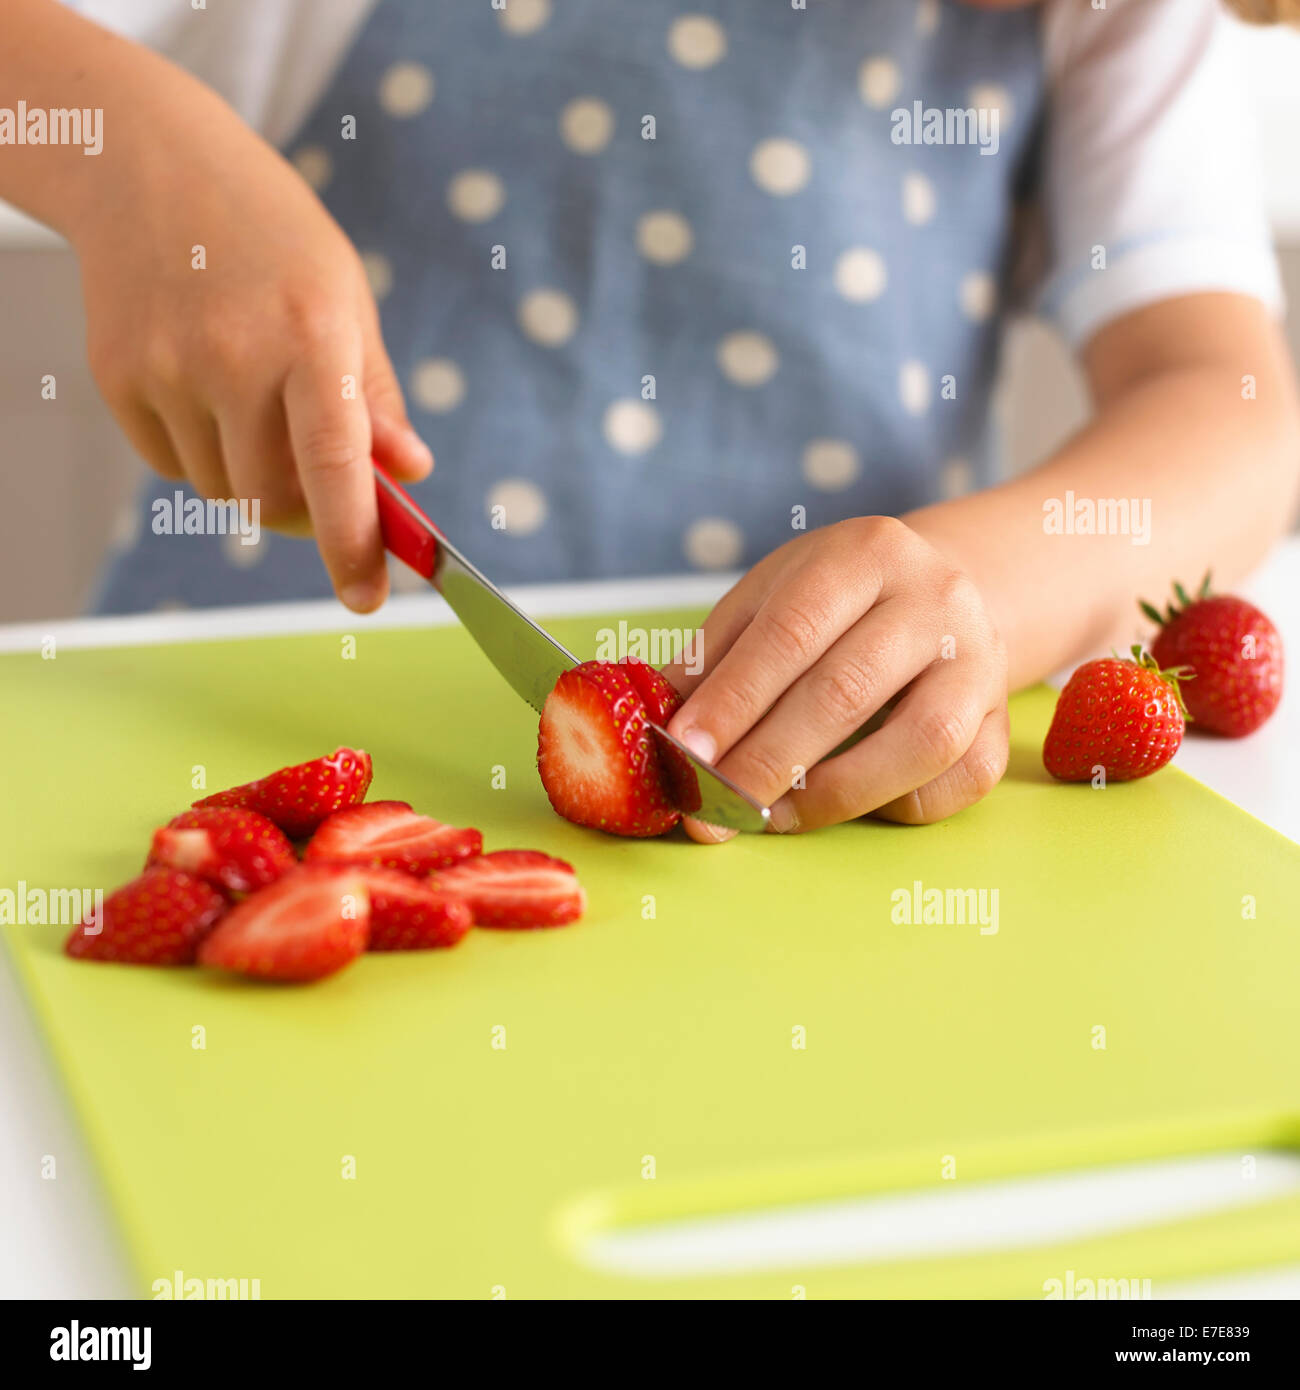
xmin=1043 ymin=646 xmax=1188 ymax=783
xmin=1141 ymin=574 xmax=1283 ymax=737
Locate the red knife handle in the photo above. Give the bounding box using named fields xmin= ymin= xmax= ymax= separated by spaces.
xmin=373 ymin=462 xmax=439 ymax=581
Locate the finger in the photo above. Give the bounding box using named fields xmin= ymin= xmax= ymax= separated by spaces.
xmin=283 ymin=331 xmax=388 ymax=612
xmin=657 ymin=557 xmax=781 ymax=701
xmin=107 ymin=399 xmax=184 ymax=480
xmin=681 ymin=816 xmax=738 ymax=845
xmin=711 ymin=598 xmax=939 ymax=809
xmin=768 ymin=662 xmax=991 ymax=832
xmin=873 ymin=706 xmax=1009 ymax=825
xmin=155 ymin=399 xmax=230 ymax=500
xmin=667 ymin=547 xmax=884 ymax=764
xmin=218 ymin=394 xmax=309 ymax=532
xmin=363 ymin=314 xmax=433 ymax=483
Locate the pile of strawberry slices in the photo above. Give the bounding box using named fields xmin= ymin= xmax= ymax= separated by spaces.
xmin=65 ymin=748 xmax=585 ymax=982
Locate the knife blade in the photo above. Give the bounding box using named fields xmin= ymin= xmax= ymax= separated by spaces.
xmin=373 ymin=465 xmax=771 ymax=832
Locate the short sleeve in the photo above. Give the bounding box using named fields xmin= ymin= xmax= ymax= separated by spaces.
xmin=1036 ymin=0 xmax=1284 ymax=348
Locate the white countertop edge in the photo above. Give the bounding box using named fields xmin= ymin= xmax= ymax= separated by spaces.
xmin=0 ymin=572 xmax=740 ymax=654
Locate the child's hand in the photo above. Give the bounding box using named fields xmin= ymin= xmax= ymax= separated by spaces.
xmin=73 ymin=102 xmax=431 ymax=612
xmin=662 ymin=517 xmax=1009 ymax=840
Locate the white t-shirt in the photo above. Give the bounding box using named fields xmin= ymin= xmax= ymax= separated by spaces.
xmin=12 ymin=0 xmax=1286 ymax=347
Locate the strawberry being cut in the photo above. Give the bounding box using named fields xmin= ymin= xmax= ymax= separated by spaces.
xmin=1141 ymin=574 xmax=1283 ymax=738
xmin=304 ymin=800 xmax=482 ymax=873
xmin=1043 ymin=646 xmax=1189 ymax=783
xmin=64 ymin=868 xmax=227 ymax=965
xmin=537 ymin=660 xmax=681 ymax=836
xmin=148 ymin=806 xmax=295 ymax=894
xmin=432 ymin=849 xmax=585 ymax=929
xmin=618 ymin=657 xmax=701 ymax=815
xmin=195 ymin=747 xmax=373 ymax=838
xmin=197 ymin=866 xmax=370 ymax=982
xmin=355 ymin=868 xmax=473 ymax=951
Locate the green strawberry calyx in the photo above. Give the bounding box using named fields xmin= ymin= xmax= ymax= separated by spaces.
xmin=1138 ymin=571 xmax=1213 ymax=628
xmin=1117 ymin=644 xmax=1194 ymax=720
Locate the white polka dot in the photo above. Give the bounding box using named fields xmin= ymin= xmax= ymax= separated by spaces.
xmin=378 ymin=62 xmax=434 ymax=118
xmin=858 ymin=56 xmax=900 ymax=109
xmin=801 ymin=439 xmax=861 ymax=492
xmin=960 ymin=271 xmax=997 ymax=322
xmin=917 ymin=0 xmax=941 ymax=37
xmin=902 ymin=172 xmax=936 ymax=226
xmin=360 ymin=251 xmax=393 ymax=301
xmin=498 ymin=0 xmax=551 ymax=36
xmin=447 ymin=169 xmax=505 ymax=222
xmin=292 ymin=146 xmax=332 ymax=191
xmin=487 ymin=478 xmax=548 ymax=536
xmin=833 ymin=247 xmax=887 ymax=303
xmin=222 ymin=529 xmax=263 ymax=570
xmin=970 ymin=83 xmax=1014 ymax=126
xmin=110 ymin=504 xmax=142 ymax=552
xmin=717 ymin=331 xmax=779 ymax=387
xmin=684 ymin=518 xmax=743 ymax=570
xmin=940 ymin=457 xmax=974 ymax=499
xmin=559 ymin=97 xmax=614 ymax=154
xmin=749 ymin=138 xmax=811 ymax=197
xmin=636 ymin=210 xmax=694 ymax=265
xmin=411 ymin=358 xmax=465 ymax=413
xmin=668 ymin=15 xmax=727 ymax=69
xmin=518 ymin=288 xmax=578 ymax=347
xmin=603 ymin=399 xmax=662 ymax=455
xmin=899 ymin=360 xmax=932 ymax=416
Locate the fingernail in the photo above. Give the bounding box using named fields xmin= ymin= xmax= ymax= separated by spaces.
xmin=678 ymin=727 xmax=716 ymax=764
xmin=768 ymin=797 xmax=799 ymax=834
xmin=405 ymin=431 xmax=434 ymax=468
xmin=690 ymin=819 xmax=737 ymax=844
xmin=341 ymin=580 xmax=384 ymax=612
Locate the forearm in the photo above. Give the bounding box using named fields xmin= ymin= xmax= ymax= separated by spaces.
xmin=906 ymin=303 xmax=1300 ymax=691
xmin=0 ymin=0 xmax=235 ymax=242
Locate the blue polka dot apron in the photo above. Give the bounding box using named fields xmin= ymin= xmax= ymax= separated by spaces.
xmin=93 ymin=0 xmax=1044 ymax=613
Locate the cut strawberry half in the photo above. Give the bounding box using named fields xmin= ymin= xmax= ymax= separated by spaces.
xmin=65 ymin=868 xmax=227 ymax=965
xmin=148 ymin=806 xmax=295 ymax=894
xmin=194 ymin=747 xmax=373 ymax=838
xmin=431 ymin=849 xmax=584 ymax=929
xmin=537 ymin=661 xmax=680 ymax=837
xmin=355 ymin=868 xmax=474 ymax=951
xmin=197 ymin=866 xmax=370 ymax=982
xmin=303 ymin=800 xmax=482 ymax=874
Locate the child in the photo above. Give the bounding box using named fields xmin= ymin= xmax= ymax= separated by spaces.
xmin=4 ymin=0 xmax=1297 ymax=840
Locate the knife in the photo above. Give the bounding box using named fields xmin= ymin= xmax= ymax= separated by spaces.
xmin=372 ymin=464 xmax=771 ymax=832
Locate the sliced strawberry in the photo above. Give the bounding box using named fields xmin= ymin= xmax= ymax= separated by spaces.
xmin=537 ymin=661 xmax=680 ymax=837
xmin=65 ymin=868 xmax=227 ymax=965
xmin=618 ymin=658 xmax=701 ymax=815
xmin=303 ymin=800 xmax=482 ymax=873
xmin=431 ymin=849 xmax=585 ymax=929
xmin=355 ymin=868 xmax=473 ymax=951
xmin=148 ymin=806 xmax=295 ymax=894
xmin=194 ymin=747 xmax=372 ymax=838
xmin=197 ymin=866 xmax=370 ymax=982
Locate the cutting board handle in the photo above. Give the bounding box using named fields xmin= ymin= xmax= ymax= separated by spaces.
xmin=373 ymin=462 xmax=439 ymax=581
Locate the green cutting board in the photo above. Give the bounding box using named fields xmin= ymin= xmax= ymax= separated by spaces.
xmin=3 ymin=607 xmax=1299 ymax=1299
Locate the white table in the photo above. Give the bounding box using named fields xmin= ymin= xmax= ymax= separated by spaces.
xmin=2 ymin=554 xmax=1298 ymax=1300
